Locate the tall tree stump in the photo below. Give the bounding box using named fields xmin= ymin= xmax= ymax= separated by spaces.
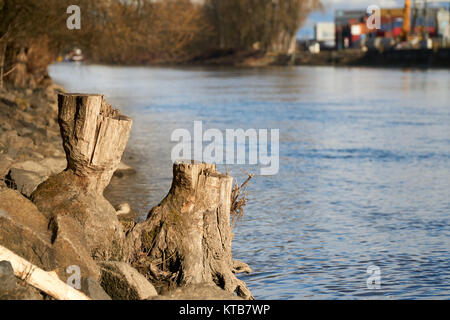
xmin=31 ymin=93 xmax=132 ymax=262
xmin=130 ymin=161 xmax=253 ymax=299
xmin=58 ymin=93 xmax=133 ymax=193
xmin=11 ymin=48 xmax=28 ymax=88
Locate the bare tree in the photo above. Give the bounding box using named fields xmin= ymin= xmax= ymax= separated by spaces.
xmin=0 ymin=0 xmax=322 ymax=86
xmin=205 ymin=0 xmax=321 ymax=54
xmin=0 ymin=0 xmax=69 ymax=87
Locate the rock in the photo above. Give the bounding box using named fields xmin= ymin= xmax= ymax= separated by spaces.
xmin=81 ymin=277 xmax=112 ymax=300
xmin=38 ymin=142 xmax=65 ymax=158
xmin=0 ymin=90 xmax=16 ymax=103
xmin=10 ymin=149 xmax=45 ymax=163
xmin=0 ymin=130 xmax=34 ymax=158
xmin=12 ymin=158 xmax=66 ymax=177
xmin=15 ymin=97 xmax=31 ymax=111
xmin=48 ymin=215 xmax=102 ymax=282
xmin=99 ymin=261 xmax=158 ymax=300
xmin=114 ymin=162 xmax=136 ymax=178
xmin=0 ymin=260 xmax=16 ymax=291
xmin=0 ymin=189 xmax=55 ymax=271
xmin=233 ymin=260 xmax=253 ymax=274
xmin=116 ymin=203 xmax=135 ymax=233
xmin=11 ymin=160 xmax=49 ymax=175
xmin=0 ymin=99 xmax=17 ymax=111
xmin=0 ymin=189 xmax=101 ymax=282
xmin=0 ymin=260 xmax=44 ymax=300
xmin=150 ymin=283 xmax=243 ymax=300
xmin=32 ymin=171 xmax=128 ymax=262
xmin=0 ymin=155 xmax=13 ymax=187
xmin=7 ymin=158 xmax=67 ymax=197
xmin=8 ymin=168 xmax=47 ymax=197
xmin=45 ymin=83 xmax=66 ymax=102
xmin=115 ymin=203 xmax=132 ymax=216
xmin=38 ymin=157 xmax=67 ymax=174
xmin=0 ymin=121 xmax=12 ymax=131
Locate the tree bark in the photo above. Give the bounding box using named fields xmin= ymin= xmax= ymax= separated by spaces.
xmin=0 ymin=245 xmax=91 ymax=300
xmin=58 ymin=93 xmax=133 ymax=194
xmin=129 ymin=161 xmax=253 ymax=300
xmin=32 ymin=93 xmax=133 ymax=261
xmin=11 ymin=47 xmax=27 ymax=88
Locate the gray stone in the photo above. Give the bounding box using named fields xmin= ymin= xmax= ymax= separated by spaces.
xmin=0 ymin=155 xmax=14 ymax=187
xmin=150 ymin=283 xmax=243 ymax=300
xmin=0 ymin=155 xmax=13 ymax=177
xmin=114 ymin=162 xmax=136 ymax=178
xmin=99 ymin=261 xmax=158 ymax=300
xmin=81 ymin=277 xmax=112 ymax=300
xmin=49 ymin=215 xmax=102 ymax=282
xmin=32 ymin=171 xmax=128 ymax=262
xmin=0 ymin=189 xmax=100 ymax=283
xmin=116 ymin=203 xmax=135 ymax=234
xmin=0 ymin=131 xmax=34 ymax=152
xmin=0 ymin=260 xmax=16 ymax=291
xmin=6 ymin=157 xmax=66 ymax=197
xmin=0 ymin=189 xmax=55 ymax=271
xmin=8 ymin=168 xmax=47 ymax=197
xmin=115 ymin=203 xmax=132 ymax=216
xmin=0 ymin=260 xmax=43 ymax=300
xmin=12 ymin=157 xmax=66 ymax=177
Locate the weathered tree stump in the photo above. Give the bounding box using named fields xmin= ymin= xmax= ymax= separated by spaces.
xmin=58 ymin=93 xmax=133 ymax=193
xmin=11 ymin=48 xmax=28 ymax=88
xmin=31 ymin=93 xmax=132 ymax=262
xmin=129 ymin=161 xmax=253 ymax=299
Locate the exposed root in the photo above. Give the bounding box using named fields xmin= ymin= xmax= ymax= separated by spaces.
xmin=233 ymin=260 xmax=252 ymax=274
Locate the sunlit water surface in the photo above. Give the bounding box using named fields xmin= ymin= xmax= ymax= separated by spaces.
xmin=50 ymin=63 xmax=450 ymax=299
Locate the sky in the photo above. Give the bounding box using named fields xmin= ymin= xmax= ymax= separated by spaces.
xmin=297 ymin=0 xmax=405 ymax=39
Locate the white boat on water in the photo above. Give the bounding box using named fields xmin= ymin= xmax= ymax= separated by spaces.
xmin=64 ymin=48 xmax=84 ymax=62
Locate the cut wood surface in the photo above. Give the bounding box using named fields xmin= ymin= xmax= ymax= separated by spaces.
xmin=58 ymin=93 xmax=133 ymax=193
xmin=0 ymin=245 xmax=91 ymax=300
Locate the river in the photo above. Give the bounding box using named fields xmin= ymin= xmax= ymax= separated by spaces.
xmin=49 ymin=63 xmax=450 ymax=299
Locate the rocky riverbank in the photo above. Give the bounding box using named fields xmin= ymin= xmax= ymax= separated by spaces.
xmin=0 ymin=82 xmax=252 ymax=300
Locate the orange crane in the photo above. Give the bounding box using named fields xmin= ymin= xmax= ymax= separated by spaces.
xmin=402 ymin=0 xmax=412 ymax=40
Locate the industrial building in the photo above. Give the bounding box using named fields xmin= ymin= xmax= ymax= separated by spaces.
xmin=316 ymin=0 xmax=450 ymax=51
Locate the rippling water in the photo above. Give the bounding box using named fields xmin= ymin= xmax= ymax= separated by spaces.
xmin=49 ymin=63 xmax=450 ymax=299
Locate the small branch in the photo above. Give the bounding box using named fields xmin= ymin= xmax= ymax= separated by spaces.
xmin=2 ymin=64 xmax=17 ymax=77
xmin=230 ymin=173 xmax=254 ymax=227
xmin=0 ymin=24 xmax=11 ymax=42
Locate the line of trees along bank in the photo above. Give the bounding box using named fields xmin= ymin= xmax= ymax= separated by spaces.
xmin=0 ymin=0 xmax=321 ymax=88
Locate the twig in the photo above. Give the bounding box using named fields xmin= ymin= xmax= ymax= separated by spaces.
xmin=230 ymin=173 xmax=254 ymax=227
xmin=2 ymin=64 xmax=17 ymax=77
